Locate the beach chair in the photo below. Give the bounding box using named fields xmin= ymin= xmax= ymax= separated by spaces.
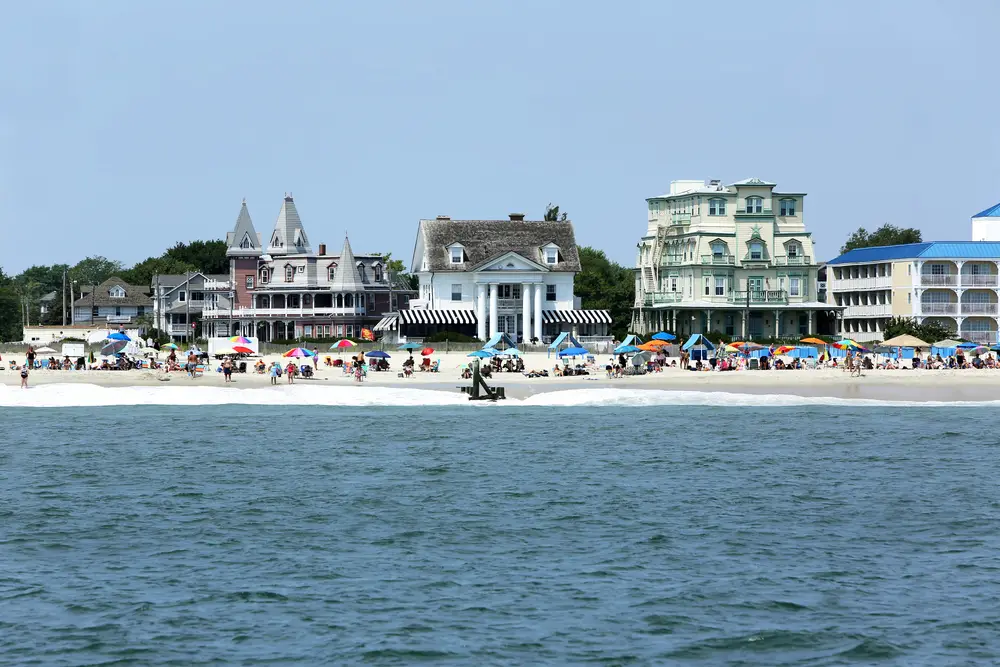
xmin=748 ymin=358 xmax=760 ymax=370
xmin=430 ymin=360 xmax=440 ymax=373
xmin=420 ymin=357 xmax=431 ymax=372
xmin=193 ymin=364 xmax=205 ymax=377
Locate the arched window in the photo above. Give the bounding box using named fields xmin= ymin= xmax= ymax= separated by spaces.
xmin=708 ymin=198 xmax=726 ymax=216
xmin=745 ymin=196 xmax=763 ymax=214
xmin=284 ymin=265 xmax=294 ymax=282
xmin=373 ymin=264 xmax=383 ymax=282
xmin=357 ymin=262 xmax=366 ymax=281
xmin=345 ymin=293 xmax=354 ymax=307
xmin=328 ymin=263 xmax=337 ymax=281
xmin=259 ymin=268 xmax=269 ymax=284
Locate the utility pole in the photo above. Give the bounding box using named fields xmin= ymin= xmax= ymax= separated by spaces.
xmin=185 ymin=271 xmax=191 ymax=343
xmin=70 ymin=281 xmax=76 ymax=325
xmin=62 ymin=268 xmax=67 ymax=326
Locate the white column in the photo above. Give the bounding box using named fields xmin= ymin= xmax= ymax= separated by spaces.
xmin=476 ymin=284 xmax=487 ymax=341
xmin=534 ymin=283 xmax=543 ymax=341
xmin=489 ymin=283 xmax=499 ymax=337
xmin=522 ymin=283 xmax=532 ymax=345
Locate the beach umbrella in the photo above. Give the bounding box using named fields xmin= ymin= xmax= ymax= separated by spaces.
xmin=990 ymin=344 xmax=1000 ymax=352
xmin=366 ymin=350 xmax=391 ymax=359
xmin=283 ymin=347 xmax=315 ymax=358
xmin=398 ymin=342 xmax=423 ymax=350
xmin=331 ymin=339 xmax=356 ymax=349
xmin=723 ymin=344 xmax=741 ymax=353
xmin=503 ymin=348 xmax=521 ymax=356
xmin=101 ymin=340 xmax=128 ymax=355
xmin=651 ymin=332 xmax=676 ymax=341
xmin=800 ymin=337 xmax=826 ymax=345
xmin=229 ymin=335 xmax=252 ymax=344
xmin=774 ymin=345 xmax=796 ymax=355
xmin=232 ymin=345 xmax=253 ymax=355
xmin=162 ymin=343 xmax=179 ymax=350
xmin=558 ymin=346 xmax=589 ymax=358
xmin=731 ymin=341 xmax=765 ymax=353
xmin=35 ymin=346 xmax=56 ymax=354
xmin=631 ymin=351 xmax=652 ymax=366
xmin=831 ymin=339 xmax=862 ymax=350
xmin=881 ymin=334 xmax=930 ymax=348
xmin=107 ymin=332 xmax=130 ymax=341
xmin=468 ymin=350 xmax=494 ymax=358
xmin=420 ymin=347 xmax=434 ymax=356
xmin=615 ymin=345 xmax=641 ymax=354
xmin=970 ymin=345 xmax=990 ymax=356
xmin=956 ymin=341 xmax=979 ymax=349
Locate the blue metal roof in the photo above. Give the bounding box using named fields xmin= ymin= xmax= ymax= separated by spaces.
xmin=973 ymin=202 xmax=1000 ymax=218
xmin=826 ymin=243 xmax=931 ymax=265
xmin=828 ymin=241 xmax=1000 ymax=264
xmin=917 ymin=242 xmax=1000 ymax=258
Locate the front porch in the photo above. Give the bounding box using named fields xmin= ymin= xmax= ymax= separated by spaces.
xmin=633 ymin=305 xmax=832 ymax=340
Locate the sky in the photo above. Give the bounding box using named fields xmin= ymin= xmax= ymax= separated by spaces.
xmin=1 ymin=0 xmax=998 ymax=275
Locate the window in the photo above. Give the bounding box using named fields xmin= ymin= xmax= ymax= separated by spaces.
xmin=179 ymin=291 xmax=186 ymax=302
xmin=92 ymin=306 xmax=99 ymax=317
xmin=745 ymin=196 xmax=763 ymax=214
xmin=296 ymin=266 xmax=305 ymax=274
xmin=328 ymin=264 xmax=337 ymax=281
xmin=109 ymin=286 xmax=125 ymax=298
xmin=304 ymin=325 xmax=312 ymax=337
xmin=245 ymin=275 xmax=254 ymax=290
xmin=545 ymin=248 xmax=558 ymax=265
xmin=750 ymin=243 xmax=763 ymax=260
xmin=137 ymin=306 xmax=145 ymax=316
xmin=260 ymin=269 xmax=269 ymax=284
xmin=191 ymin=291 xmax=204 ymax=301
xmin=285 ymin=266 xmax=294 ymax=282
xmin=704 ymin=276 xmax=711 ymax=296
xmin=708 ymin=198 xmax=726 ymax=216
xmin=450 ymin=247 xmax=463 ymax=264
xmin=546 ymin=284 xmax=556 ymax=301
xmin=780 ymin=199 xmax=796 ymax=216
xmin=358 ymin=264 xmax=366 ymax=281
xmin=715 ymin=277 xmax=725 ymax=296
xmin=790 ymin=277 xmax=801 ymax=296
xmin=670 ymin=277 xmax=678 ymax=292
xmin=711 ymin=242 xmax=725 ymax=258
xmin=240 ymin=234 xmax=253 ymax=249
xmin=115 ymin=306 xmax=122 ymax=317
xmin=451 ymin=284 xmax=462 ymax=301
xmin=374 ymin=265 xmax=383 ymax=282
xmin=787 ymin=244 xmax=799 ymax=258
xmin=778 ymin=276 xmax=786 ymax=292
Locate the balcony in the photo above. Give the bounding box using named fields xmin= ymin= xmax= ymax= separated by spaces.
xmin=168 ymin=323 xmax=192 ymax=335
xmin=961 ymin=302 xmax=998 ymax=315
xmin=774 ymin=255 xmax=812 ymax=266
xmin=701 ymin=254 xmax=736 ymax=265
xmin=920 ymin=274 xmax=958 ymax=287
xmin=741 ymin=253 xmax=771 ymax=266
xmin=106 ymin=315 xmax=133 ymax=324
xmin=831 ymin=276 xmax=892 ymax=291
xmin=670 ymin=212 xmax=692 ymax=225
xmin=735 ymin=208 xmax=773 ymax=216
xmin=663 ymin=255 xmax=683 ymax=265
xmin=728 ymin=290 xmax=788 ymax=305
xmin=642 ymin=292 xmax=683 ymax=307
xmin=843 ymin=304 xmax=891 ymax=317
xmin=961 ymin=274 xmax=999 ymax=287
xmin=498 ymin=298 xmax=521 ymax=310
xmin=920 ymin=302 xmax=958 ymax=314
xmin=958 ymin=330 xmax=997 ymax=345
xmin=204 ymin=279 xmax=232 ymax=291
xmin=202 ymin=306 xmax=366 ymax=319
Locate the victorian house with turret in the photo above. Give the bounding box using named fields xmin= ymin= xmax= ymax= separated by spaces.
xmin=199 ymin=194 xmax=414 ymax=342
xmin=632 ymin=178 xmax=841 ymax=339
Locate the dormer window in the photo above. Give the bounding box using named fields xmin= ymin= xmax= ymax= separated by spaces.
xmin=284 ymin=265 xmax=294 ymax=282
xmin=745 ymin=196 xmax=763 ymax=214
xmin=109 ymin=285 xmax=126 ymax=298
xmin=272 ymin=233 xmax=283 ymax=248
xmin=328 ymin=263 xmax=337 ymax=281
xmin=259 ymin=268 xmax=269 ymax=284
xmin=749 ymin=242 xmax=763 ymax=260
xmin=711 ymin=242 xmax=726 ymax=258
xmin=788 ymin=244 xmax=800 ymax=258
xmin=357 ymin=262 xmax=366 ymax=281
xmin=373 ymin=264 xmax=383 ymax=282
xmin=240 ymin=234 xmax=253 ymax=249
xmin=708 ymin=198 xmax=726 ymax=216
xmin=779 ymin=199 xmax=796 ymax=216
xmin=545 ymin=248 xmax=558 ymax=265
xmin=450 ymin=247 xmax=463 ymax=264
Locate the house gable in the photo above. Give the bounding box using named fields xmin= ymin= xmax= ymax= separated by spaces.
xmin=472 ymin=251 xmax=549 ymax=273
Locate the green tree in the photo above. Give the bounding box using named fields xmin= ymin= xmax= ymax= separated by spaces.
xmin=15 ymin=264 xmax=69 ymax=324
xmin=0 ymin=268 xmax=22 ymax=342
xmin=882 ymin=316 xmax=954 ymax=343
xmin=840 ymin=224 xmax=922 ymax=254
xmin=382 ymin=253 xmax=418 ymax=292
xmin=69 ymin=256 xmax=124 ymax=287
xmin=164 ymin=240 xmax=228 ymax=274
xmin=121 ymin=255 xmax=197 ymax=286
xmin=574 ymin=246 xmax=634 ymax=340
xmin=544 ymin=203 xmax=568 ymax=221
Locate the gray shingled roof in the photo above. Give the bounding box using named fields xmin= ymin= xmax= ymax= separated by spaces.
xmin=267 ymin=195 xmax=311 ymax=255
xmin=420 ymin=219 xmax=581 ymax=272
xmin=329 ymin=236 xmax=364 ymax=291
xmin=226 ymin=200 xmax=262 ymax=256
xmin=74 ymin=277 xmax=152 ymax=307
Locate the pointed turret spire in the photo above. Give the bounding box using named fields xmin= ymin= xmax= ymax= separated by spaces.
xmin=330 ymin=235 xmax=364 ymax=292
xmin=226 ymin=199 xmax=262 ymax=257
xmin=267 ymin=194 xmax=311 ymax=255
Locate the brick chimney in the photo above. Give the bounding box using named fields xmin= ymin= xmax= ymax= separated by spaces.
xmin=509 ymin=213 xmax=526 ymax=221
xmin=318 ymin=243 xmax=327 ymax=255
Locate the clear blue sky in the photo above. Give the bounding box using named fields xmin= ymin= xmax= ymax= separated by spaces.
xmin=2 ymin=0 xmax=998 ymax=274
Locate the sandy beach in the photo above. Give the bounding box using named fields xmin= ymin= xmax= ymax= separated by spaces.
xmin=4 ymin=350 xmax=1000 ymax=402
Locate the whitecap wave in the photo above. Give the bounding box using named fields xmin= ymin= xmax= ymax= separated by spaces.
xmin=0 ymin=384 xmax=996 ymax=409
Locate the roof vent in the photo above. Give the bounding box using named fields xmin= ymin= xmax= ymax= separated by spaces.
xmin=509 ymin=213 xmax=526 ymax=221
xmin=436 ymin=215 xmax=451 ymax=220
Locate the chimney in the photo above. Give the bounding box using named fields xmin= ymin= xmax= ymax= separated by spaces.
xmin=509 ymin=213 xmax=526 ymax=221
xmin=318 ymin=243 xmax=327 ymax=255
xmin=436 ymin=215 xmax=451 ymax=221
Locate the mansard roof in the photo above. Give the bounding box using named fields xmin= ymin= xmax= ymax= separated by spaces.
xmin=267 ymin=194 xmax=312 ymax=255
xmin=225 ymin=200 xmax=262 ymax=256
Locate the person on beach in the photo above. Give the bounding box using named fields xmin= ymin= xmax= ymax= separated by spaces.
xmin=20 ymin=364 xmax=29 ymax=388
xmin=186 ymin=351 xmax=197 ymax=377
xmin=26 ymin=346 xmax=35 ymax=369
xmin=286 ymin=361 xmax=296 ymax=384
xmin=270 ymin=361 xmax=280 ymax=384
xmin=222 ymin=356 xmax=233 ymax=383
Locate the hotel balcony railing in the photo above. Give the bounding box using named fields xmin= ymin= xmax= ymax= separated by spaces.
xmin=663 ymin=255 xmax=683 ymax=265
xmin=700 ymin=254 xmax=736 ymax=265
xmin=670 ymin=212 xmax=692 ymax=225
xmin=735 ymin=208 xmax=773 ymax=215
xmin=958 ymin=331 xmax=996 ymax=344
xmin=920 ymin=274 xmax=958 ymax=287
xmin=201 ymin=306 xmax=366 ymax=318
xmin=961 ymin=302 xmax=998 ymax=315
xmin=741 ymin=254 xmax=771 ymax=265
xmin=961 ymin=274 xmax=999 ymax=287
xmin=773 ymin=255 xmax=812 ymax=266
xmin=843 ymin=304 xmax=891 ymax=317
xmin=203 ymin=279 xmax=232 ymax=291
xmin=728 ymin=290 xmax=788 ymax=305
xmin=920 ymin=302 xmax=958 ymax=314
xmin=831 ymin=276 xmax=893 ymax=290
xmin=642 ymin=292 xmax=683 ymax=307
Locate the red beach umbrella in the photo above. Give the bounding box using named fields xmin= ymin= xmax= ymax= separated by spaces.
xmin=420 ymin=347 xmax=434 ymax=356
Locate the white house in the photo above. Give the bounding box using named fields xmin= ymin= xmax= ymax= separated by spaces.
xmin=390 ymin=213 xmax=610 ymax=343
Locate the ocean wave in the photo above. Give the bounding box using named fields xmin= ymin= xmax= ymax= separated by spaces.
xmin=1 ymin=384 xmax=998 ymax=409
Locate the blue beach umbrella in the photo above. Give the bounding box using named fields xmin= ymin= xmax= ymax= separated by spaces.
xmin=107 ymin=332 xmax=130 ymax=341
xmin=468 ymin=350 xmax=494 ymax=358
xmin=558 ymin=346 xmax=589 ymax=358
xmin=398 ymin=342 xmax=423 ymax=350
xmin=615 ymin=345 xmax=641 ymax=354
xmin=651 ymin=332 xmax=676 ymax=341
xmin=957 ymin=342 xmax=979 ymax=349
xmin=501 ymin=348 xmax=521 ymax=356
xmin=365 ymin=350 xmax=390 ymax=359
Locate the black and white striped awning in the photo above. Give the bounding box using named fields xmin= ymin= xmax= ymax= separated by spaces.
xmin=541 ymin=309 xmax=612 ymax=325
xmin=398 ymin=309 xmax=478 ymax=325
xmin=373 ymin=315 xmax=398 ymax=331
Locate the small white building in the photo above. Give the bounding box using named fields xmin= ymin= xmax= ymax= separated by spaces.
xmin=971 ymin=201 xmax=1000 ymax=242
xmin=390 ymin=213 xmax=611 ymax=343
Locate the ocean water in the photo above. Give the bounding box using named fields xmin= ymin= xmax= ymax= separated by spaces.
xmin=2 ymin=387 xmax=999 ymax=665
